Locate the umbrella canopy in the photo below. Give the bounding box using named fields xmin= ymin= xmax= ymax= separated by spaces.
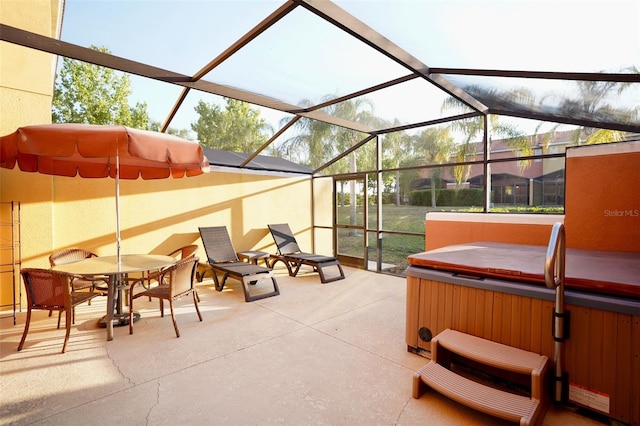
xmin=0 ymin=123 xmax=209 ymax=178
xmin=1 ymin=123 xmax=209 ymax=268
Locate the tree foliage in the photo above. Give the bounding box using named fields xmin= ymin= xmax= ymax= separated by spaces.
xmin=412 ymin=126 xmax=454 ymax=207
xmin=278 ymin=96 xmax=380 ymax=173
xmin=52 ymin=45 xmax=149 ymax=128
xmin=539 ymin=66 xmax=639 ymax=146
xmin=441 ymin=95 xmax=529 ymax=183
xmin=191 ymin=98 xmax=272 ymax=151
xmin=148 ymin=121 xmax=193 ymax=140
xmin=277 ymin=98 xmax=333 ymax=169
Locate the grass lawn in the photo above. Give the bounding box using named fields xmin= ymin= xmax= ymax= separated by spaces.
xmin=337 ymin=205 xmax=428 ymax=274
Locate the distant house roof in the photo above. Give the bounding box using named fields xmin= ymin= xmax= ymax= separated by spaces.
xmin=203 ymin=148 xmax=313 ymax=175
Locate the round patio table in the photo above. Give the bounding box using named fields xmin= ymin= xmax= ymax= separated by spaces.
xmin=52 ymin=254 xmax=176 ymax=341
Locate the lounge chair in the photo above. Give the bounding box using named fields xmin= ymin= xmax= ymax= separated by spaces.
xmin=267 ymin=223 xmax=345 ymax=283
xmin=198 ymin=226 xmax=280 ymax=302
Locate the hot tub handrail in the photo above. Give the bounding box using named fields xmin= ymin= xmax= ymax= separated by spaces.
xmin=545 ymin=222 xmax=565 ymax=290
xmin=545 ymin=222 xmax=567 ymax=403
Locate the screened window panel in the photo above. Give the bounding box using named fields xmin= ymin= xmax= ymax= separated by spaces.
xmin=378 ymin=232 xmax=425 ymax=276
xmin=486 ymin=159 xmax=565 ymax=211
xmin=318 ymin=78 xmax=474 ymax=131
xmin=60 ymin=1 xmax=282 ymax=75
xmin=336 ymin=0 xmax=639 ymax=73
xmin=202 ymin=7 xmax=409 ymax=108
xmin=440 ymin=74 xmax=640 ymax=129
xmin=322 ymin=134 xmax=377 ymax=175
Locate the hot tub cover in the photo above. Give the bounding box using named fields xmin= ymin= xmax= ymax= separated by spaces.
xmin=408 ymin=242 xmax=640 ymax=299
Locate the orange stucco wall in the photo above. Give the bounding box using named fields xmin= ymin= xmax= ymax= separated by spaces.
xmin=564 ymin=141 xmax=640 ymax=252
xmin=0 ymin=0 xmax=62 ymax=309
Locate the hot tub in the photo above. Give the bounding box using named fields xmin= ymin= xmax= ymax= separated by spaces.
xmin=406 ymin=242 xmax=640 ymax=425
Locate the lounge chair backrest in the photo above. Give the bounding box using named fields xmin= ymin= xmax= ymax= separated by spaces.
xmin=268 ymin=223 xmax=302 ymax=255
xmin=199 ymin=226 xmax=240 ymax=263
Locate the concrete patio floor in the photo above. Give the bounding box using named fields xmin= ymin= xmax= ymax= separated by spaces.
xmin=1 ymin=266 xmax=608 ymax=425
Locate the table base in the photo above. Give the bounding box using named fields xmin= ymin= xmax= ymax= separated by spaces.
xmin=97 ymin=312 xmax=140 ymax=328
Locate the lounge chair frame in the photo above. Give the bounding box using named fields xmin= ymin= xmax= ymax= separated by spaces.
xmin=198 ymin=226 xmax=280 ymax=302
xmin=267 ymin=223 xmax=345 ymax=284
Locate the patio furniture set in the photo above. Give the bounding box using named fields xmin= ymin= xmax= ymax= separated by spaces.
xmin=17 ymin=223 xmax=344 ymax=353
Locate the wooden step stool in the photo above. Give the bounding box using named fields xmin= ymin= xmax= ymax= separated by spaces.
xmin=413 ymin=329 xmax=549 ymax=426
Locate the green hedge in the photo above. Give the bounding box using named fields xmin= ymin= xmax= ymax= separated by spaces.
xmin=408 ymin=188 xmax=483 ymax=207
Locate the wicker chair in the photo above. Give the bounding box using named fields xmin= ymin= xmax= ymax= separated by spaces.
xmin=18 ymin=268 xmax=98 ymax=353
xmin=128 ymin=256 xmax=202 ymax=337
xmin=49 ymin=248 xmax=109 ymax=296
xmin=135 ymin=244 xmax=199 ymax=300
xmin=170 ymin=244 xmax=198 ymax=260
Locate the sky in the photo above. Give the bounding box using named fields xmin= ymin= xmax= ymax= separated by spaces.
xmin=59 ymin=0 xmax=640 ymax=138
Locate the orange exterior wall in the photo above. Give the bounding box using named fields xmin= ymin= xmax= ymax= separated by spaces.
xmin=0 ymin=0 xmax=62 ymax=309
xmin=564 ymin=141 xmax=640 ymax=252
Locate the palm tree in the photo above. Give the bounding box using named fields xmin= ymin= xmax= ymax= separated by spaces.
xmin=441 ymin=93 xmax=530 ymax=183
xmin=329 ymin=97 xmax=377 ymax=232
xmin=538 ymin=66 xmax=639 ymax=146
xmin=412 ymin=127 xmax=454 ymax=207
xmin=380 ymin=121 xmax=413 ymax=206
xmin=280 ymin=96 xmax=379 ymax=232
xmin=277 ymin=98 xmax=333 ymax=169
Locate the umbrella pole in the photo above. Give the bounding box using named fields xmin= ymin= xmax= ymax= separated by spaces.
xmin=105 ymin=143 xmax=123 ymax=341
xmin=116 ymin=144 xmax=121 ymax=271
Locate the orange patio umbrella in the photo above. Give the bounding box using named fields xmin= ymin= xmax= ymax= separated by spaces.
xmin=0 ymin=123 xmax=209 ymax=266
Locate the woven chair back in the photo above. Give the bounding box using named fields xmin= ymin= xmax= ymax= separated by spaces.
xmin=161 ymin=256 xmax=199 ymax=298
xmin=169 ymin=244 xmax=198 ymax=259
xmin=199 ymin=226 xmax=240 ymax=263
xmin=21 ymin=268 xmax=70 ymax=310
xmin=49 ymin=248 xmax=97 ymax=267
xmin=268 ymin=223 xmax=302 ymax=255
